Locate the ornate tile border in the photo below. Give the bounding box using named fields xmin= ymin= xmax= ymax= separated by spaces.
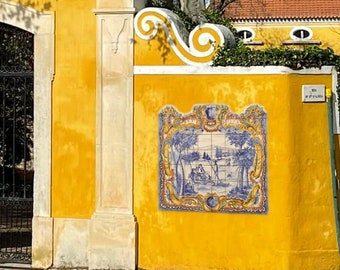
xmin=159 ymin=104 xmax=267 ymax=213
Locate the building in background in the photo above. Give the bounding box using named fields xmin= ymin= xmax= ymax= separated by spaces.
xmin=224 ymin=0 xmax=340 ymax=53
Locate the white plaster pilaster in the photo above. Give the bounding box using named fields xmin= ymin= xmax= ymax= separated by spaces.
xmin=89 ymin=5 xmax=136 ymax=270
xmin=93 ymin=7 xmax=134 ymax=217
xmin=31 ymin=216 xmax=53 ymax=268
xmin=32 ymin=12 xmax=54 ymax=270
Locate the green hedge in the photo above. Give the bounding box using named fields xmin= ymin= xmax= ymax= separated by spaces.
xmin=146 ymin=2 xmax=340 ymax=98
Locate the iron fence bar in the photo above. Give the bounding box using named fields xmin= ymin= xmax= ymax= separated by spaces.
xmin=0 ymin=22 xmax=34 ymax=265
xmin=12 ymin=78 xmax=16 ymax=197
xmin=0 ymin=198 xmax=33 ymax=263
xmin=1 ymin=78 xmax=5 ymax=198
xmin=23 ymin=81 xmax=27 ymax=199
xmin=0 ymin=72 xmax=33 ymax=77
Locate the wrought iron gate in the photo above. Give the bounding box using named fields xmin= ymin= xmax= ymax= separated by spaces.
xmin=0 ymin=23 xmax=34 ymax=264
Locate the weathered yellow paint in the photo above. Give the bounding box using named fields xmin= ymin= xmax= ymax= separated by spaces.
xmin=134 ymin=32 xmax=189 ymax=66
xmin=134 ymin=72 xmax=339 ymax=269
xmin=134 ymin=11 xmax=340 ymax=269
xmin=11 ymin=0 xmax=97 ymax=218
xmin=7 ymin=1 xmax=340 ymax=267
xmin=51 ymin=0 xmax=96 ymax=218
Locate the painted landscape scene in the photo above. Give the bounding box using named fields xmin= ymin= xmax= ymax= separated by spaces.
xmin=159 ymin=104 xmax=267 ymax=213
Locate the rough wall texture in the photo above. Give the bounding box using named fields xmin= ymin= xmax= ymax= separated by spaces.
xmin=133 ymin=7 xmax=340 ymax=270
xmin=134 ymin=70 xmax=339 ymax=270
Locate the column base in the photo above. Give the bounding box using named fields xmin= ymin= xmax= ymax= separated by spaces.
xmin=32 ymin=216 xmax=53 ymax=269
xmin=88 ymin=210 xmax=136 ymax=270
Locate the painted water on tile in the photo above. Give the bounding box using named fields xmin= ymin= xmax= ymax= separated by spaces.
xmin=159 ymin=104 xmax=267 ymax=213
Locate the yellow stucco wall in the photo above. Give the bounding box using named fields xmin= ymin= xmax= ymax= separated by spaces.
xmin=6 ymin=2 xmax=340 ymax=268
xmin=12 ymin=0 xmax=97 ymax=218
xmin=133 ymin=8 xmax=340 ymax=269
xmin=51 ymin=0 xmax=96 ymax=218
xmin=134 ymin=29 xmax=185 ymax=66
xmin=134 ymin=71 xmax=339 ymax=270
xmin=14 ymin=0 xmax=339 ymax=222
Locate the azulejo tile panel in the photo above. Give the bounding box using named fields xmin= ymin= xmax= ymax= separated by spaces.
xmin=159 ymin=104 xmax=267 ymax=213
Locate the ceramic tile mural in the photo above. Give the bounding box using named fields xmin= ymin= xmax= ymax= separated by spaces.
xmin=159 ymin=104 xmax=267 ymax=213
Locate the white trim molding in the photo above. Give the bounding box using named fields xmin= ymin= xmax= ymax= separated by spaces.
xmin=134 ymin=65 xmax=335 ymax=75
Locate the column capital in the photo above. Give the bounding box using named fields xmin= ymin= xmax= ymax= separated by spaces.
xmin=93 ymin=7 xmax=136 ymax=15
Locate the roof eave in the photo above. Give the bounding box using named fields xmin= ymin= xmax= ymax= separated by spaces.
xmin=229 ymin=16 xmax=340 ymax=23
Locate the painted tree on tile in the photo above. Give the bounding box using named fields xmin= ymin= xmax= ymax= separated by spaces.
xmin=226 ymin=127 xmax=255 ymax=194
xmin=171 ymin=128 xmax=198 ymax=196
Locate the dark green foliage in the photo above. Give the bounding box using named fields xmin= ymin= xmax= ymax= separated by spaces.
xmin=145 ymin=1 xmax=340 ymax=103
xmin=0 ymin=23 xmax=34 ymax=167
xmin=0 ymin=23 xmax=33 ymax=72
xmin=173 ymin=10 xmax=196 ymax=32
xmin=213 ymin=44 xmax=340 ymax=103
xmin=0 ymin=78 xmax=34 ymax=166
xmin=213 ymin=45 xmax=340 ymax=71
xmin=145 ymin=1 xmax=340 ymax=71
xmin=145 ymin=0 xmax=177 ymax=10
xmin=145 ymin=0 xmax=196 ymax=32
xmin=202 ymin=8 xmax=239 ymax=41
xmin=145 ymin=0 xmax=239 ymax=34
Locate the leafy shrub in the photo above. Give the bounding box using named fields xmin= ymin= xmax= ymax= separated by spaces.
xmin=145 ymin=1 xmax=340 ymax=99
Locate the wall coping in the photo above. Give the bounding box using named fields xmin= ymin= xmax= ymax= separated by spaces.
xmin=134 ymin=65 xmax=336 ymax=75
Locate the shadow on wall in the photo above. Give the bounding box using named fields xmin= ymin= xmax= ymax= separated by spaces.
xmin=0 ymin=0 xmax=52 ymax=30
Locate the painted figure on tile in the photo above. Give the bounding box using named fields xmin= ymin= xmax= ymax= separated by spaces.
xmin=212 ymin=159 xmax=219 ymax=184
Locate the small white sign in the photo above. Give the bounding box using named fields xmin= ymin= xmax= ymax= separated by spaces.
xmin=302 ymin=85 xmax=326 ymax=103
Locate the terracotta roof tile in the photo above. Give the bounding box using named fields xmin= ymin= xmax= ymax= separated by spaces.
xmin=224 ymin=0 xmax=340 ymax=20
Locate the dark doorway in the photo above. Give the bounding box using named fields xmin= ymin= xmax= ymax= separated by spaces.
xmin=0 ymin=23 xmax=34 ymax=264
